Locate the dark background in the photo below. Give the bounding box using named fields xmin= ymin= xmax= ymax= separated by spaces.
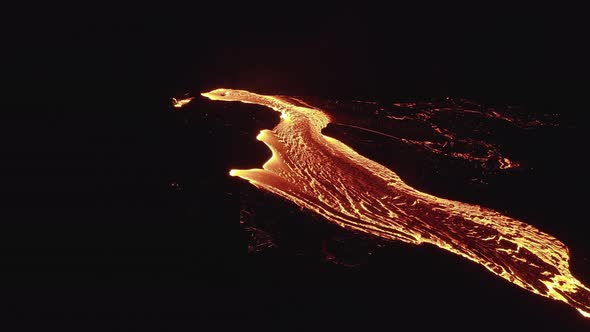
xmin=1 ymin=4 xmax=588 ymax=330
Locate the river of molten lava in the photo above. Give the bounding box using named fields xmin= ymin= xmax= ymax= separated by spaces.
xmin=201 ymin=88 xmax=589 ymax=318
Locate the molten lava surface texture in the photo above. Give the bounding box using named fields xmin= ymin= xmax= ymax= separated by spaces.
xmin=201 ymin=88 xmax=589 ymax=318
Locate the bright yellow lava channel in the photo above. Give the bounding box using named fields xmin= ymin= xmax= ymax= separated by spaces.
xmin=202 ymin=88 xmax=590 ymax=318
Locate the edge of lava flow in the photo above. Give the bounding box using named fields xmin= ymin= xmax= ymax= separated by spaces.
xmin=201 ymin=88 xmax=590 ymax=318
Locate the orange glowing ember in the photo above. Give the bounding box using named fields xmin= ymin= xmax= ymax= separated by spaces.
xmin=172 ymin=97 xmax=194 ymax=108
xmin=202 ymin=88 xmax=590 ymax=318
xmin=499 ymin=157 xmax=518 ymax=170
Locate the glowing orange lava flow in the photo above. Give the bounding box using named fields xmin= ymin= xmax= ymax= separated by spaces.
xmin=202 ymin=88 xmax=590 ymax=318
xmin=172 ymin=97 xmax=194 ymax=108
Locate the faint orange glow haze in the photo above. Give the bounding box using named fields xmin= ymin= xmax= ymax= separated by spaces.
xmin=201 ymin=88 xmax=590 ymax=318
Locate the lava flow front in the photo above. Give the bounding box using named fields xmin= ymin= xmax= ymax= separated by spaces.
xmin=201 ymin=88 xmax=590 ymax=318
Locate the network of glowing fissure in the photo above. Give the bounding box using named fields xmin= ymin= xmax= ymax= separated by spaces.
xmin=310 ymin=97 xmax=557 ymax=171
xmin=201 ymin=88 xmax=589 ymax=318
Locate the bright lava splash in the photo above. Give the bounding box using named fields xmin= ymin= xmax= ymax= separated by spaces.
xmin=201 ymin=88 xmax=590 ymax=318
xmin=172 ymin=97 xmax=194 ymax=108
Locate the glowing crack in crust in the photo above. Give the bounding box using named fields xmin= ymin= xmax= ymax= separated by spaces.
xmin=201 ymin=88 xmax=590 ymax=318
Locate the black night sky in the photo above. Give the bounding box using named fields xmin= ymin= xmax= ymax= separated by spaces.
xmin=1 ymin=4 xmax=588 ymax=331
